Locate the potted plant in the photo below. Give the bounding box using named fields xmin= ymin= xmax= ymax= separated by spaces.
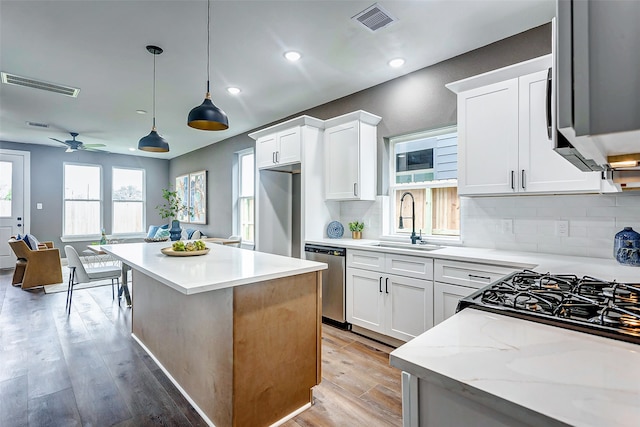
xmin=349 ymin=221 xmax=365 ymax=239
xmin=157 ymin=187 xmax=193 ymax=241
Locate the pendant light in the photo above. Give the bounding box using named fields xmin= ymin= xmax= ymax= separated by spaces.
xmin=139 ymin=45 xmax=169 ymax=152
xmin=187 ymin=0 xmax=229 ymax=131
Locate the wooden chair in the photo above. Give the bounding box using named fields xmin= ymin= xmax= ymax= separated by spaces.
xmin=7 ymin=238 xmax=63 ymax=289
xmin=64 ymin=245 xmax=121 ymax=315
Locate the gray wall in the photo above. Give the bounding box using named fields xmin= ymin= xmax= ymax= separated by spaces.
xmin=169 ymin=23 xmax=551 ymax=232
xmin=0 ymin=140 xmax=169 ymax=254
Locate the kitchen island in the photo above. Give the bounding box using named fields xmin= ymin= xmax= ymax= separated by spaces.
xmin=101 ymin=241 xmax=327 ymax=427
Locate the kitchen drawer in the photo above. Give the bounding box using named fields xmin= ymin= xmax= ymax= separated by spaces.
xmin=347 ymin=249 xmax=385 ymax=272
xmin=434 ymin=259 xmax=517 ymax=289
xmin=385 ymin=254 xmax=433 ymax=280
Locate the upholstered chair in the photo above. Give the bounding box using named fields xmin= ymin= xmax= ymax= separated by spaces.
xmin=7 ymin=238 xmax=63 ymax=289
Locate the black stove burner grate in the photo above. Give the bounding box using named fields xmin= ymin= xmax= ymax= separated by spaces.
xmin=457 ymin=270 xmax=640 ymax=344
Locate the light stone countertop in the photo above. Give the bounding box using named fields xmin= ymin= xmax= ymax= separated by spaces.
xmin=389 ymin=308 xmax=640 ymax=427
xmin=305 ymin=237 xmax=640 ymax=282
xmin=102 ymin=241 xmax=326 ymax=295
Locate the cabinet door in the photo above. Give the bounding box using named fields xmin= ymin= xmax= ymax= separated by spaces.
xmin=433 ymin=282 xmax=475 ymax=326
xmin=347 ymin=249 xmax=385 ymax=272
xmin=518 ymin=70 xmax=602 ymax=193
xmin=385 ymin=254 xmax=433 ymax=280
xmin=325 ymin=121 xmax=359 ymax=200
xmin=434 ymin=259 xmax=516 ymax=289
xmin=385 ymin=275 xmax=433 ymax=342
xmin=256 ymin=134 xmax=278 ymax=169
xmin=457 ymin=79 xmax=519 ymax=195
xmin=277 ymin=126 xmax=301 ymax=165
xmin=346 ymin=268 xmax=385 ymax=333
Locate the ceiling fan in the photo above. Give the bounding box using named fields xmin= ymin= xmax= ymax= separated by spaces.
xmin=50 ymin=132 xmax=107 ymax=153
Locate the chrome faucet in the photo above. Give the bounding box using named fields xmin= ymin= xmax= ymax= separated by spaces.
xmin=399 ymin=191 xmax=421 ymax=244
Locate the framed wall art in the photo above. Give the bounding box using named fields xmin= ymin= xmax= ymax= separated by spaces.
xmin=174 ymin=170 xmax=207 ymax=224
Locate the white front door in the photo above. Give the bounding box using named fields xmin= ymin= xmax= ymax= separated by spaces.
xmin=0 ymin=149 xmax=30 ymax=268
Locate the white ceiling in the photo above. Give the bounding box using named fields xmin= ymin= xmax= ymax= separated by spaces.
xmin=0 ymin=0 xmax=555 ymax=159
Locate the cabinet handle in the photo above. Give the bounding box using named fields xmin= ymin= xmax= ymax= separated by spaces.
xmin=272 ymin=152 xmax=276 ymax=164
xmin=385 ymin=277 xmax=389 ymax=294
xmin=276 ymin=151 xmax=279 ymax=163
xmin=521 ymin=169 xmax=526 ymax=189
xmin=469 ymin=274 xmax=491 ymax=282
xmin=510 ymin=171 xmax=515 ymax=190
xmin=379 ymin=276 xmax=383 ymax=293
xmin=545 ymin=67 xmax=552 ymax=140
xmin=353 ymin=183 xmax=358 ymax=197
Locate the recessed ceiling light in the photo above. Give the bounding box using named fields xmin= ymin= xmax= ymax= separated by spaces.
xmin=284 ymin=51 xmax=301 ymax=62
xmin=136 ymin=109 xmax=147 ymax=115
xmin=128 ymin=147 xmax=136 ymax=152
xmin=227 ymin=87 xmax=241 ymax=95
xmin=388 ymin=58 xmax=405 ymax=68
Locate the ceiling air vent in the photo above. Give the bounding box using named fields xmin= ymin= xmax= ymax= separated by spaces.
xmin=26 ymin=121 xmax=49 ymax=128
xmin=352 ymin=3 xmax=396 ymax=32
xmin=1 ymin=72 xmax=80 ymax=97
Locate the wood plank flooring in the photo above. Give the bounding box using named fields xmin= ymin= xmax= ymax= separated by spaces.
xmin=0 ymin=269 xmax=402 ymax=426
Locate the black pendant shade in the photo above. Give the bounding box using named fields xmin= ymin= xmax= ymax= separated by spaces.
xmin=138 ymin=128 xmax=169 ymax=152
xmin=139 ymin=45 xmax=169 ymax=153
xmin=188 ymin=0 xmax=229 ymax=131
xmin=188 ymin=90 xmax=229 ymax=131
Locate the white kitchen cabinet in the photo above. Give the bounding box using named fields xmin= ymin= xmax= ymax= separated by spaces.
xmin=433 ymin=258 xmax=518 ymax=325
xmin=347 ymin=249 xmax=433 ymax=342
xmin=324 ymin=111 xmax=381 ymax=201
xmin=449 ymin=55 xmax=602 ymax=196
xmin=255 ymin=126 xmax=301 ymax=169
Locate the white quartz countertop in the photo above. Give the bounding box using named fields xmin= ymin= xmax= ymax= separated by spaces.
xmin=390 ymin=308 xmax=640 ymax=427
xmin=102 ymin=241 xmax=326 ymax=295
xmin=305 ymin=238 xmax=640 ymax=282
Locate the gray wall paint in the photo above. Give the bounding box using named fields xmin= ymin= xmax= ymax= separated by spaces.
xmin=170 ymin=24 xmax=550 ymax=229
xmin=168 ymin=134 xmax=254 ymax=238
xmin=0 ymin=140 xmax=169 ymax=254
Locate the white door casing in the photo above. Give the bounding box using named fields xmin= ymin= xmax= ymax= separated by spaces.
xmin=0 ymin=149 xmax=30 ymax=269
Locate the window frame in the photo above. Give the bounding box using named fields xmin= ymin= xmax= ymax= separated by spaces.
xmin=387 ymin=126 xmax=460 ymax=242
xmin=233 ymin=148 xmax=255 ymax=245
xmin=111 ymin=166 xmax=146 ymax=236
xmin=62 ymin=162 xmax=103 ymax=239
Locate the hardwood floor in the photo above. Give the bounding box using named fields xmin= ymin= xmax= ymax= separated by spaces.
xmin=0 ymin=269 xmax=402 ymax=426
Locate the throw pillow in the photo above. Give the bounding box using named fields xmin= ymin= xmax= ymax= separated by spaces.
xmin=154 ymin=228 xmax=170 ymax=240
xmin=186 ymin=228 xmax=196 ymax=239
xmin=147 ymin=225 xmax=160 ymax=238
xmin=24 ymin=234 xmax=40 ymax=250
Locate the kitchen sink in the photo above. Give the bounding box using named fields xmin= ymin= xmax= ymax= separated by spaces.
xmin=367 ymin=242 xmax=444 ymax=251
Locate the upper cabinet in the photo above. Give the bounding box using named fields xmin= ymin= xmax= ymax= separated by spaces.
xmin=447 ymin=55 xmax=604 ymax=196
xmin=250 ymin=116 xmax=323 ymax=170
xmin=324 ymin=110 xmax=381 ymax=201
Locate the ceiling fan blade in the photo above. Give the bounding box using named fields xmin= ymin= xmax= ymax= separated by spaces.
xmin=83 ymin=143 xmax=106 ymax=148
xmin=84 ymin=147 xmax=109 ymax=153
xmin=50 ymin=137 xmax=69 ymax=145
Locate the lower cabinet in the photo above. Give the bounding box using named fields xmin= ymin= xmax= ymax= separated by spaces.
xmin=347 ymin=267 xmax=433 ymax=342
xmin=433 ymin=282 xmax=477 ymax=326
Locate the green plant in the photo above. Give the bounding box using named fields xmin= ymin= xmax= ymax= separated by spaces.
xmin=348 ymin=221 xmax=365 ymax=232
xmin=156 ymin=187 xmax=193 ymax=220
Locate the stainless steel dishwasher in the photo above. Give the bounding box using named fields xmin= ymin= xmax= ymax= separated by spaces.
xmin=304 ymin=244 xmax=349 ymax=329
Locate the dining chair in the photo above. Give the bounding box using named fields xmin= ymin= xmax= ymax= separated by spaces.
xmin=64 ymin=245 xmax=121 ymax=315
xmin=227 ymin=235 xmax=242 ymax=248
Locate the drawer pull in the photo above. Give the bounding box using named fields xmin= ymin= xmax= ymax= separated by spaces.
xmin=469 ymin=274 xmax=491 ymax=282
xmin=385 ymin=277 xmax=389 ymax=294
xmin=379 ymin=276 xmax=383 ymax=293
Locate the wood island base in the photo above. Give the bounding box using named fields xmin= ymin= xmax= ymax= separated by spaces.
xmin=131 ymin=269 xmax=322 ymax=427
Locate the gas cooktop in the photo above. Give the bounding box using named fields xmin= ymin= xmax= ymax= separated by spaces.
xmin=457 ymin=270 xmax=640 ymax=344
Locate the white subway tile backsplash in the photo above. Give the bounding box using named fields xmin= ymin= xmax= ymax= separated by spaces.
xmin=461 ymin=193 xmax=638 ymax=259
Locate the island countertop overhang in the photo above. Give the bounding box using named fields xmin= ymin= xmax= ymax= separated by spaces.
xmin=101 ymin=241 xmax=327 ymax=295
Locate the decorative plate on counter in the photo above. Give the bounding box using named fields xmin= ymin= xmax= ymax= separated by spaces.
xmin=160 ymin=247 xmax=210 ymax=257
xmin=326 ymin=221 xmax=344 ymax=238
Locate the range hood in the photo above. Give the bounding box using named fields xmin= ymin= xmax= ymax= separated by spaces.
xmin=554 ymin=0 xmax=640 ymax=183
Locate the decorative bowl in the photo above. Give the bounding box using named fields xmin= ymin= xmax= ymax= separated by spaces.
xmin=144 ymin=237 xmax=170 ymax=243
xmin=327 ymin=221 xmax=344 ymax=238
xmin=160 ymin=247 xmax=210 ymax=257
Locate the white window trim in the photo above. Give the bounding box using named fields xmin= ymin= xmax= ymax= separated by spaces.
xmin=233 ymin=148 xmax=255 ymax=245
xmin=111 ymin=166 xmax=146 ymax=236
xmin=386 ymin=126 xmax=461 ymax=244
xmin=62 ymin=162 xmax=103 ymax=239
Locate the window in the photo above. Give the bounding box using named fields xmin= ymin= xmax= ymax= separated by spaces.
xmin=64 ymin=163 xmax=102 ymax=236
xmin=389 ymin=127 xmax=460 ymax=238
xmin=235 ymin=149 xmax=255 ymax=243
xmin=0 ymin=161 xmax=12 ymax=217
xmin=112 ymin=167 xmax=145 ymax=234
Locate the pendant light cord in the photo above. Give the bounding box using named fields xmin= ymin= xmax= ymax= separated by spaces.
xmin=206 ymin=0 xmax=211 ymax=94
xmin=152 ymin=49 xmax=157 ymax=129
